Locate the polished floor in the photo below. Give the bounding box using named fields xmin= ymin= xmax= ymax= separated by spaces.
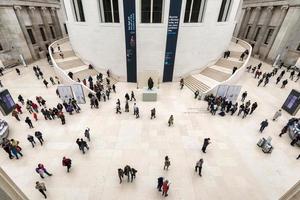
xmin=0 ymin=58 xmax=299 ymax=200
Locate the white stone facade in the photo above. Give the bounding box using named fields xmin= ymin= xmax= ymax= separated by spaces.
xmin=64 ymin=0 xmax=241 ymax=82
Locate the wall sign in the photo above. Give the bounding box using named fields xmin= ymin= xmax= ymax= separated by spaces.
xmin=163 ymin=0 xmax=182 ymax=82
xmin=123 ymin=0 xmax=137 ymax=82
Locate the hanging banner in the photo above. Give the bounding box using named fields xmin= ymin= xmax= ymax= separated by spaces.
xmin=163 ymin=0 xmax=182 ymax=82
xmin=123 ymin=0 xmax=137 ymax=82
xmin=71 ymin=84 xmax=85 ymax=104
xmin=57 ymin=85 xmax=73 ymax=102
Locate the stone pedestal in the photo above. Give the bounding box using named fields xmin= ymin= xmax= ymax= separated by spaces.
xmin=142 ymin=87 xmax=157 ymax=101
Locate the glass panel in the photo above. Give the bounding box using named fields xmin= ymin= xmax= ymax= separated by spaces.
xmin=184 ymin=0 xmax=192 ymax=22
xmin=190 ymin=0 xmax=201 ymax=22
xmin=103 ymin=0 xmax=113 ymax=22
xmin=112 ymin=0 xmax=119 ymax=22
xmin=141 ymin=0 xmax=151 ymax=23
xmin=152 ymin=0 xmax=163 ymax=23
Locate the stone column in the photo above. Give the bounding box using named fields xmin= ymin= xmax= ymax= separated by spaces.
xmin=248 ymin=7 xmax=262 ymax=41
xmin=13 ymin=6 xmax=38 ymax=60
xmin=264 ymin=6 xmax=288 ymax=60
xmin=28 ymin=6 xmax=47 ymax=52
xmin=50 ymin=7 xmax=62 ymax=38
xmin=238 ymin=7 xmax=252 ymax=39
xmin=40 ymin=7 xmax=52 ymax=42
xmin=253 ymin=6 xmax=274 ymax=55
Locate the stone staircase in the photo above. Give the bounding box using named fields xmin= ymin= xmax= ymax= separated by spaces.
xmin=51 ymin=40 xmax=118 ymax=91
xmin=184 ymin=41 xmax=247 ymax=93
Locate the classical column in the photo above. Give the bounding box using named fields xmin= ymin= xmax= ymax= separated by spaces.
xmin=248 ymin=7 xmax=262 ymax=41
xmin=50 ymin=7 xmax=62 ymax=38
xmin=238 ymin=7 xmax=252 ymax=39
xmin=253 ymin=6 xmax=274 ymax=54
xmin=28 ymin=6 xmax=47 ymax=52
xmin=13 ymin=6 xmax=38 ymax=60
xmin=264 ymin=6 xmax=288 ymax=60
xmin=40 ymin=7 xmax=52 ymax=42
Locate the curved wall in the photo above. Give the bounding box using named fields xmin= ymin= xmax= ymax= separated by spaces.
xmin=63 ymin=0 xmax=241 ymax=82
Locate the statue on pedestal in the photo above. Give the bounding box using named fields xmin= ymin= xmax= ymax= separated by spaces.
xmin=148 ymin=77 xmax=154 ymax=90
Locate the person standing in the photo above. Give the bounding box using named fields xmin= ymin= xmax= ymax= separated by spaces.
xmin=281 ymin=79 xmax=288 ymax=88
xmin=273 ymin=109 xmax=282 ymax=121
xmin=35 ymin=181 xmax=47 ymax=199
xmin=257 ymin=78 xmax=264 ymax=87
xmin=35 ymin=131 xmax=44 ymax=145
xmin=168 ymin=115 xmax=174 ymax=127
xmin=279 ymin=125 xmax=288 ymax=137
xmin=250 ymin=102 xmax=258 ymax=114
xmin=162 ymin=180 xmax=170 ymax=197
xmin=49 ymin=77 xmax=55 ymax=85
xmin=163 ymin=156 xmax=170 ymax=170
xmin=180 ymin=78 xmax=184 ymax=89
xmin=241 ymin=91 xmax=247 ymax=102
xmin=80 ymin=138 xmax=89 ymax=154
xmin=25 ymin=117 xmax=34 ymax=128
xmin=195 ymin=158 xmax=204 ymax=177
xmin=62 ymin=157 xmax=72 ymax=173
xmin=297 ymin=154 xmax=300 ymax=160
xmin=27 ymin=135 xmax=36 ymax=148
xmin=201 ymin=138 xmax=211 ymax=153
xmin=232 ymin=66 xmax=238 ymax=74
xmin=259 ymin=119 xmax=269 ymax=133
xmin=43 ymin=79 xmax=49 ymax=88
xmin=2 ymin=139 xmax=14 ymax=159
xmin=118 ymin=168 xmax=124 ymax=184
xmin=125 ymin=101 xmax=129 ymax=112
xmin=124 ymin=165 xmax=131 ymax=182
xmin=151 ymin=108 xmax=156 ymax=119
xmin=84 ymin=128 xmax=91 ymax=142
xmin=157 ymin=177 xmax=164 ymax=191
xmin=276 ymin=76 xmax=282 ymax=84
xmin=130 ymin=168 xmax=137 ymax=182
xmin=16 ymin=68 xmax=20 ymax=75
xmin=10 ymin=139 xmax=23 ymax=159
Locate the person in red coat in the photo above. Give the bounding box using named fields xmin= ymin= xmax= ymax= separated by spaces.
xmin=162 ymin=180 xmax=170 ymax=197
xmin=62 ymin=157 xmax=72 ymax=172
xmin=15 ymin=103 xmax=22 ymax=114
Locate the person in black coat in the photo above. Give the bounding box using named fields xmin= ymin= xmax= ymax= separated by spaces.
xmin=201 ymin=138 xmax=211 ymax=153
xmin=157 ymin=177 xmax=164 ymax=191
xmin=250 ymin=102 xmax=258 ymax=114
xmin=259 ymin=119 xmax=268 ymax=133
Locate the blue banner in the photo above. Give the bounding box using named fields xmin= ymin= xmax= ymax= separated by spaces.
xmin=163 ymin=0 xmax=182 ymax=82
xmin=123 ymin=0 xmax=137 ymax=82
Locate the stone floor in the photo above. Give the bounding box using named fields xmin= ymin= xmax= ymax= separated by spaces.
xmin=0 ymin=58 xmax=299 ymax=200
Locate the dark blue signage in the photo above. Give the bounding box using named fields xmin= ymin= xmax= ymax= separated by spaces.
xmin=123 ymin=0 xmax=137 ymax=82
xmin=163 ymin=0 xmax=182 ymax=82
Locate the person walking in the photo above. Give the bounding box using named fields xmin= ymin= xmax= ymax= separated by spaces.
xmin=125 ymin=101 xmax=129 ymax=112
xmin=241 ymin=91 xmax=247 ymax=102
xmin=257 ymin=78 xmax=263 ymax=87
xmin=1 ymin=139 xmax=14 ymax=159
xmin=273 ymin=109 xmax=282 ymax=121
xmin=180 ymin=78 xmax=184 ymax=89
xmin=135 ymin=106 xmax=140 ymax=118
xmin=168 ymin=115 xmax=174 ymax=127
xmin=297 ymin=154 xmax=300 ymax=160
xmin=12 ymin=109 xmax=20 ymax=121
xmin=43 ymin=79 xmax=49 ymax=88
xmin=250 ymin=102 xmax=258 ymax=114
xmin=157 ymin=177 xmax=164 ymax=191
xmin=25 ymin=117 xmax=34 ymax=128
xmin=279 ymin=125 xmax=288 ymax=137
xmin=162 ymin=180 xmax=170 ymax=197
xmin=130 ymin=91 xmax=136 ymax=101
xmin=194 ymin=90 xmax=200 ymax=99
xmin=118 ymin=168 xmax=124 ymax=184
xmin=35 ymin=131 xmax=44 ymax=145
xmin=27 ymin=135 xmax=36 ymax=148
xmin=35 ymin=181 xmax=47 ymax=199
xmin=195 ymin=158 xmax=204 ymax=177
xmin=259 ymin=119 xmax=269 ymax=133
xmin=37 ymin=163 xmax=53 ymax=177
xmin=33 ymin=112 xmax=38 ymax=121
xmin=151 ymin=108 xmax=156 ymax=119
xmin=10 ymin=139 xmax=23 ymax=159
xmin=62 ymin=157 xmax=72 ymax=173
xmin=201 ymin=138 xmax=211 ymax=153
xmin=80 ymin=138 xmax=89 ymax=154
xmin=84 ymin=128 xmax=91 ymax=142
xmin=163 ymin=156 xmax=170 ymax=170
